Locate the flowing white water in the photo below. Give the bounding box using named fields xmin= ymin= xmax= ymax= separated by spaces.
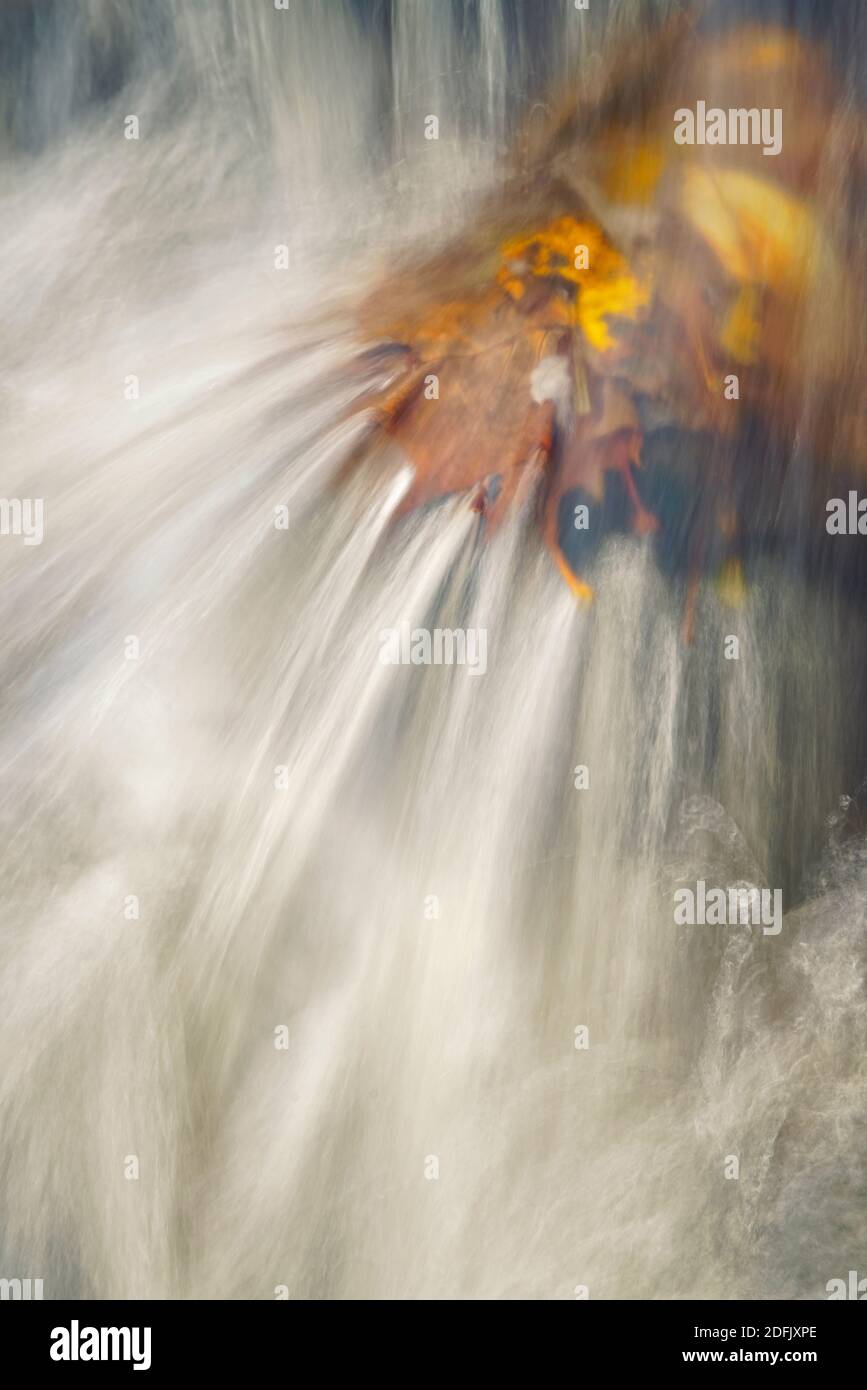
xmin=1 ymin=0 xmax=866 ymax=1300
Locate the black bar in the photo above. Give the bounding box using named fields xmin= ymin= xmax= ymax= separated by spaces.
xmin=5 ymin=1298 xmax=862 ymax=1375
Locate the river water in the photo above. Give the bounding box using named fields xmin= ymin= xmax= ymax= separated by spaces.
xmin=0 ymin=0 xmax=865 ymax=1300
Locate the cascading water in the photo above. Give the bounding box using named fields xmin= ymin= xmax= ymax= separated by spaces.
xmin=1 ymin=0 xmax=866 ymax=1301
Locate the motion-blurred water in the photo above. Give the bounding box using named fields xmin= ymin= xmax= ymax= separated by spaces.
xmin=1 ymin=0 xmax=866 ymax=1300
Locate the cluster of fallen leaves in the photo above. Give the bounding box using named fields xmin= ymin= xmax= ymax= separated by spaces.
xmin=348 ymin=17 xmax=867 ymax=615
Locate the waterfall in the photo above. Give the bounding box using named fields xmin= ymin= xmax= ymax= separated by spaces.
xmin=0 ymin=0 xmax=865 ymax=1300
